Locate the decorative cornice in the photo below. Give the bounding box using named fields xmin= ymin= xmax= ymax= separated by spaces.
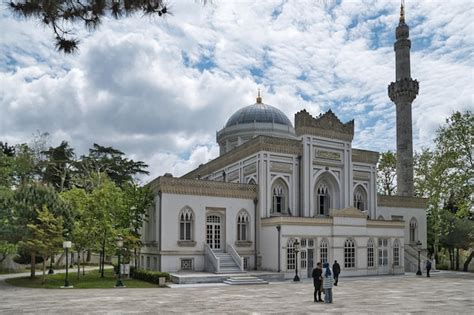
xmin=377 ymin=194 xmax=427 ymax=209
xmin=295 ymin=109 xmax=354 ymax=141
xmin=330 ymin=207 xmax=367 ymax=218
xmin=261 ymin=216 xmax=333 ymax=226
xmin=182 ymin=135 xmax=302 ymax=179
xmin=352 ymin=149 xmax=379 ymax=165
xmin=147 ymin=176 xmax=258 ymax=200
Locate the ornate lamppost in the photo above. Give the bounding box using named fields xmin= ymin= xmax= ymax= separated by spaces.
xmin=115 ymin=235 xmax=125 ymax=288
xmin=61 ymin=240 xmax=73 ymax=288
xmin=293 ymin=239 xmax=300 ymax=282
xmin=416 ymin=240 xmax=422 ymax=276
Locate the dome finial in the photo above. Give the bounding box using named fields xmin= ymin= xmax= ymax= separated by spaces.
xmin=400 ymin=0 xmax=405 ymax=23
xmin=256 ymin=88 xmax=262 ymax=104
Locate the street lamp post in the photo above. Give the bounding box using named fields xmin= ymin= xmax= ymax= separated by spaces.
xmin=416 ymin=240 xmax=422 ymax=276
xmin=293 ymin=239 xmax=300 ymax=282
xmin=115 ymin=236 xmax=125 ymax=288
xmin=48 ymin=255 xmax=54 ymax=274
xmin=61 ymin=241 xmax=73 ymax=288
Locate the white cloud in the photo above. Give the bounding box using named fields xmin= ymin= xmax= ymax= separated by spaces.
xmin=0 ymin=0 xmax=472 ymax=181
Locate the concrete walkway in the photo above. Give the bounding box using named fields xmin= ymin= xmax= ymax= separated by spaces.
xmin=0 ymin=271 xmax=473 ymax=314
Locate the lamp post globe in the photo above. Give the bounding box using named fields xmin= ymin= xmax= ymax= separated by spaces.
xmin=115 ymin=235 xmax=125 ymax=288
xmin=416 ymin=240 xmax=422 ymax=276
xmin=293 ymin=239 xmax=300 ymax=282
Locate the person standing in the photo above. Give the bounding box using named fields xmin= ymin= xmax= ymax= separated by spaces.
xmin=312 ymin=262 xmax=323 ymax=302
xmin=322 ymin=262 xmax=334 ymax=303
xmin=426 ymin=258 xmax=432 ymax=277
xmin=332 ymin=260 xmax=341 ymax=286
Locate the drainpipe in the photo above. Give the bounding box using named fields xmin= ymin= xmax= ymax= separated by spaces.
xmin=254 ymin=197 xmax=258 ymax=270
xmin=298 ymin=155 xmax=302 ymax=217
xmin=276 ymin=225 xmax=281 ymax=272
xmin=158 ymin=191 xmax=162 ymax=270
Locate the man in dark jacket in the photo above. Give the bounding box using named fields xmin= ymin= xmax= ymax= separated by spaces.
xmin=312 ymin=262 xmax=323 ymax=302
xmin=333 ymin=260 xmax=341 ymax=286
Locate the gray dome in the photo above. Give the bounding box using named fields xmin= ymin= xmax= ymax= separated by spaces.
xmin=225 ymin=103 xmax=293 ymax=128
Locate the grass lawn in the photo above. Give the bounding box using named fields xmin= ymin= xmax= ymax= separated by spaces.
xmin=0 ymin=268 xmax=29 ymax=274
xmin=5 ymin=268 xmax=161 ymax=289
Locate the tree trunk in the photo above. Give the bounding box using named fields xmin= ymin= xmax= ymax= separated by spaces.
xmin=450 ymin=248 xmax=454 ymax=270
xmin=77 ymin=251 xmax=81 ymax=279
xmin=455 ymin=248 xmax=460 ymax=271
xmin=101 ymin=236 xmax=106 ymax=278
xmin=30 ymin=252 xmax=36 ymax=279
xmin=87 ymin=250 xmax=91 ymax=262
xmin=42 ymin=258 xmax=46 ymax=284
xmin=83 ymin=252 xmax=86 ymax=276
xmin=463 ymin=251 xmax=473 ymax=272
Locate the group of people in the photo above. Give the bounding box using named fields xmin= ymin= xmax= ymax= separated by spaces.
xmin=312 ymin=260 xmax=340 ymax=304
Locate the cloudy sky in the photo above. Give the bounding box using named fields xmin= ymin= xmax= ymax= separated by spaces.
xmin=0 ymin=0 xmax=472 ymax=182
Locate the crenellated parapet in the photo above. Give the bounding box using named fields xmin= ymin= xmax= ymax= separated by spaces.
xmin=388 ymin=78 xmax=419 ymax=104
xmin=295 ymin=109 xmax=354 ymax=142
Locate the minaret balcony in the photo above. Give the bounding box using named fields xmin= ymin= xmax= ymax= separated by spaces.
xmin=388 ymin=78 xmax=419 ymax=103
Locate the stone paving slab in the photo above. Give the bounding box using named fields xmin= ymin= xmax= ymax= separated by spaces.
xmin=0 ymin=271 xmax=473 ymax=314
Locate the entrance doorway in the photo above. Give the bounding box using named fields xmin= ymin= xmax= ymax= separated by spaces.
xmin=378 ymin=238 xmax=389 ymax=274
xmin=206 ymin=215 xmax=222 ymax=250
xmin=307 ymin=249 xmax=314 ymax=278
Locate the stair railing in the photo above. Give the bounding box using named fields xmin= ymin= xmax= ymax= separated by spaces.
xmin=204 ymin=243 xmax=220 ymax=273
xmin=227 ymin=243 xmax=244 ymax=272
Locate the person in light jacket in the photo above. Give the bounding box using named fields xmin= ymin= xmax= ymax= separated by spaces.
xmin=322 ymin=262 xmax=334 ymax=303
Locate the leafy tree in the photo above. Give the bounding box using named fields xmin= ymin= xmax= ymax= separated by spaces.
xmin=377 ymin=150 xmax=397 ymax=196
xmin=0 ymin=182 xmax=69 ymax=278
xmin=9 ymin=0 xmax=170 ymax=53
xmin=42 ymin=141 xmax=76 ymax=192
xmin=415 ymin=111 xmax=473 ymax=266
xmin=20 ymin=207 xmax=64 ymax=283
xmin=75 ymin=144 xmax=149 ymax=189
xmin=0 ymin=142 xmax=15 ymax=156
xmin=0 ymin=241 xmax=17 ymax=264
xmin=60 ymin=187 xmax=93 ymax=277
xmin=121 ymin=182 xmax=152 ymax=268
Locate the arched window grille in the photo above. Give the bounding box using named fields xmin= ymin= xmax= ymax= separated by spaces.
xmin=344 ymin=239 xmax=356 ymax=268
xmin=179 ymin=207 xmax=194 ymax=241
xmin=248 ymin=178 xmax=256 ymax=185
xmin=237 ymin=210 xmax=250 ymax=241
xmin=367 ymin=239 xmax=374 ymax=267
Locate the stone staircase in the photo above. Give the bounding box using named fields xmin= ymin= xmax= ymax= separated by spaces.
xmin=405 ymin=244 xmax=429 ymax=272
xmin=214 ymin=251 xmax=244 ymax=274
xmin=224 ymin=276 xmax=268 ymax=285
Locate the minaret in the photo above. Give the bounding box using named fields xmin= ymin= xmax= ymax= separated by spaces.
xmin=388 ymin=1 xmax=419 ymax=197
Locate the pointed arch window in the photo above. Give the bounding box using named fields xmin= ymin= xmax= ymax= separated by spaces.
xmin=237 ymin=210 xmax=250 ymax=241
xmin=320 ymin=239 xmax=328 ymax=264
xmin=353 ymin=185 xmax=367 ymax=211
xmin=393 ymin=240 xmax=400 ymax=266
xmin=179 ymin=207 xmax=194 ymax=241
xmin=248 ymin=178 xmax=256 ymax=185
xmin=367 ymin=239 xmax=374 ymax=267
xmin=287 ymin=239 xmax=296 ymax=270
xmin=409 ymin=218 xmax=418 ymax=242
xmin=272 ymin=179 xmax=288 ymax=214
xmin=316 ymin=183 xmax=330 ymax=215
xmin=344 ymin=239 xmax=356 ymax=268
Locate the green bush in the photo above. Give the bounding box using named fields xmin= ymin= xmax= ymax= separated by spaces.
xmin=437 ymin=263 xmax=449 ymax=270
xmin=130 ymin=266 xmax=170 ymax=284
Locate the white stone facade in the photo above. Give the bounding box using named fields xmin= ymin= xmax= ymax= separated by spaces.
xmin=140 ymin=109 xmax=427 ymax=278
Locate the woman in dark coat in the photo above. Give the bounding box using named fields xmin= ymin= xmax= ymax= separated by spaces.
xmin=312 ymin=262 xmax=323 ymax=302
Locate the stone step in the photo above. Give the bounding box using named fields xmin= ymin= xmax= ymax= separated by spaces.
xmin=224 ymin=276 xmax=268 ymax=285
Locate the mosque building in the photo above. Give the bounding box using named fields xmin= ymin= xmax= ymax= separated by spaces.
xmin=140 ymin=3 xmax=427 ymax=280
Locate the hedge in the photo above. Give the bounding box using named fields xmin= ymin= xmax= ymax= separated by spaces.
xmin=130 ymin=266 xmax=170 ymax=284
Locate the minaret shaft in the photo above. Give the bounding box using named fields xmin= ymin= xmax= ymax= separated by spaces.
xmin=388 ymin=3 xmax=418 ymax=197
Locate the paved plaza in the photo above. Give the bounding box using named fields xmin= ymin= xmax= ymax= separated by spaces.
xmin=0 ymin=271 xmax=473 ymax=314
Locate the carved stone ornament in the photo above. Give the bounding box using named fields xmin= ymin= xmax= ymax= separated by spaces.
xmin=295 ymin=109 xmax=354 ymax=141
xmin=330 ymin=207 xmax=367 ymax=218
